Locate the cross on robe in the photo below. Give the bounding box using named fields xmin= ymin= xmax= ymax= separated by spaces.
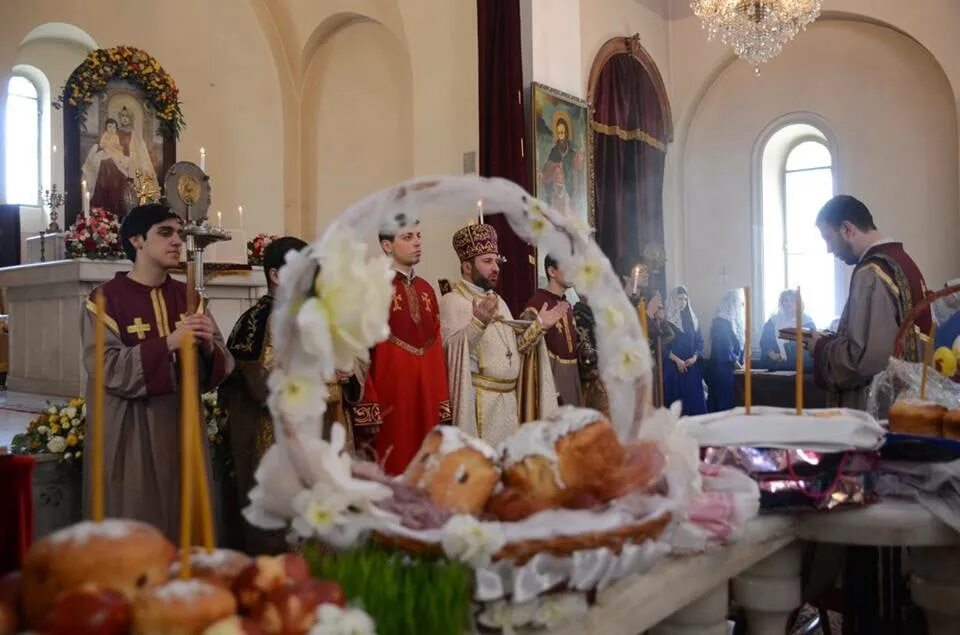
xmin=126 ymin=317 xmax=152 ymax=340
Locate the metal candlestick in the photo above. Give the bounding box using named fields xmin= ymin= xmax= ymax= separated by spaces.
xmin=39 ymin=185 xmax=66 ymax=232
xmin=181 ymin=221 xmax=231 ymax=304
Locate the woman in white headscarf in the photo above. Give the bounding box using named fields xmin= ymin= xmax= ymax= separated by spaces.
xmin=704 ymin=289 xmax=746 ymax=412
xmin=662 ymin=286 xmax=707 ymax=415
xmin=759 ymin=290 xmax=816 ymax=370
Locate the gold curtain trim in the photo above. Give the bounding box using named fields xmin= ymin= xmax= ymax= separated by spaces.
xmin=591 ymin=120 xmax=666 ymax=152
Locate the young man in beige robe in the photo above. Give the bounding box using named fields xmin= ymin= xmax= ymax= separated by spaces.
xmin=806 ymin=195 xmax=930 ymax=410
xmin=81 ymin=204 xmax=234 ymax=542
xmin=439 ymin=223 xmax=563 ymax=446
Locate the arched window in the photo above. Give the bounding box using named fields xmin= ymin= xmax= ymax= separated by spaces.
xmin=4 ymin=75 xmax=42 ymax=205
xmin=759 ymin=121 xmax=838 ymax=329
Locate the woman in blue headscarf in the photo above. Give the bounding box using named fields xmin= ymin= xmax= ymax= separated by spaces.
xmin=704 ymin=290 xmax=745 ymax=412
xmin=662 ymin=286 xmax=707 ymax=415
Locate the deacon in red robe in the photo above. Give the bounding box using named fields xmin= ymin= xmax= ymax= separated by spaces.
xmin=808 ymin=195 xmax=931 ymax=409
xmin=371 ymin=218 xmax=451 ymax=475
xmin=522 ymin=255 xmax=579 ymax=407
xmin=81 ymin=204 xmax=233 ymax=542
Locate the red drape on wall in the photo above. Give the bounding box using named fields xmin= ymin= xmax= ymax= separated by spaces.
xmin=477 ymin=0 xmax=535 ymax=314
xmin=592 ymin=53 xmax=668 ymax=295
xmin=0 ymin=455 xmax=34 ymax=574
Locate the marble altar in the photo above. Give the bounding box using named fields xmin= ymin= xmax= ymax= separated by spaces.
xmin=0 ymin=258 xmax=265 ymax=396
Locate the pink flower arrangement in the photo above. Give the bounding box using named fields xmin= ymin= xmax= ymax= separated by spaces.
xmin=65 ymin=208 xmax=125 ymax=260
xmin=247 ymin=233 xmax=277 ymax=266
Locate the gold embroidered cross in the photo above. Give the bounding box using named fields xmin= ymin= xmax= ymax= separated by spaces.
xmin=126 ymin=317 xmax=152 ymax=340
xmin=175 ymin=313 xmax=186 ymax=329
xmin=391 ymin=293 xmax=402 ymax=312
xmin=421 ymin=292 xmax=433 ymax=313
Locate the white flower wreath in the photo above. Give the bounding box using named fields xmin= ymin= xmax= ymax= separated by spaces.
xmin=245 ymin=175 xmax=654 ymax=544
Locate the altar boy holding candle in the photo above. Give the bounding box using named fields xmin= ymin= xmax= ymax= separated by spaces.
xmin=80 ymin=203 xmax=234 ymax=541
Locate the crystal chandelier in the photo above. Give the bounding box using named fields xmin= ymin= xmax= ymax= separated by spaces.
xmin=690 ymin=0 xmax=822 ymax=74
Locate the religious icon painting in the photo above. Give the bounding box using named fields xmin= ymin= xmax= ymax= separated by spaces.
xmin=530 ymin=82 xmax=592 ymax=288
xmin=70 ymin=80 xmax=173 ymax=222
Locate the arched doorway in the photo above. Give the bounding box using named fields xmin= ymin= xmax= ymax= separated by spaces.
xmin=588 ymin=35 xmax=672 ymax=296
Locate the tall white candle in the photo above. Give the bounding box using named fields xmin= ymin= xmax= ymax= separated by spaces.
xmin=238 ymin=206 xmax=244 ymax=230
xmin=199 ymin=147 xmax=206 ymax=172
xmin=84 ymin=191 xmax=91 ymax=215
xmin=477 ymin=199 xmax=484 ymax=224
xmin=217 ymin=210 xmax=222 ymax=228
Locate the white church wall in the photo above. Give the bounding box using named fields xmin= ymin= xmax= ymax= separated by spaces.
xmin=682 ymin=19 xmax=959 ymax=327
xmin=0 ymin=1 xmax=284 ymax=240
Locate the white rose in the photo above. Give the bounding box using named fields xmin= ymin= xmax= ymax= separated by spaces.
xmin=37 ymin=426 xmax=49 ymax=434
xmin=47 ymin=436 xmax=67 ymax=453
xmin=310 ymin=604 xmax=377 ymax=635
xmin=441 ymin=514 xmax=506 ymax=568
xmin=61 ymin=407 xmax=77 ymax=420
xmin=47 ymin=406 xmax=57 ymax=415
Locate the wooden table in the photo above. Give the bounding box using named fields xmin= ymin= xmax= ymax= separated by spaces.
xmin=542 ymin=515 xmax=799 ymax=635
xmin=734 ymin=370 xmax=828 ymax=409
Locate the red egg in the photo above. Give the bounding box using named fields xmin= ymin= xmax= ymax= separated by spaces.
xmin=42 ymin=587 xmax=130 ymax=635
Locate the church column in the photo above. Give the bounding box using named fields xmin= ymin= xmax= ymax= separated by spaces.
xmin=732 ymin=542 xmax=803 ymax=634
xmin=910 ymin=546 xmax=960 ymax=635
xmin=0 ymin=72 xmax=8 ymax=202
xmin=649 ymin=582 xmax=729 ymax=635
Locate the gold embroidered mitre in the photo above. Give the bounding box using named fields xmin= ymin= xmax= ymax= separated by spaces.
xmin=452 ymin=223 xmax=498 ymax=262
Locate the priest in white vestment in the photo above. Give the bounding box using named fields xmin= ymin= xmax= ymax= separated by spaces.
xmin=439 ymin=223 xmax=564 ymax=445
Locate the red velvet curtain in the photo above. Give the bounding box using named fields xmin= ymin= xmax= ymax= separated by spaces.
xmin=593 ymin=54 xmax=668 ymax=296
xmin=477 ymin=0 xmax=535 ymax=314
xmin=0 ymin=455 xmax=34 ymax=574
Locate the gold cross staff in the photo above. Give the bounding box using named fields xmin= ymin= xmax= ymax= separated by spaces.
xmin=126 ymin=317 xmax=152 ymax=340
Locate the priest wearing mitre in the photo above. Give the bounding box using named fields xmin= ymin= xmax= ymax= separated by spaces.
xmin=439 ymin=223 xmax=563 ymax=445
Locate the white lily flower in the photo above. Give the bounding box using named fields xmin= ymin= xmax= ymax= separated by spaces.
xmin=291 ymin=484 xmax=350 ymax=538
xmin=533 ymin=593 xmax=589 ymax=629
xmin=310 ymin=604 xmax=377 ymax=635
xmin=600 ymin=305 xmax=626 ymax=331
xmin=572 ymin=257 xmax=603 ymax=292
xmin=477 ymin=600 xmax=538 ymax=633
xmin=296 ymin=297 xmax=335 ymax=361
xmin=267 ymin=367 xmax=328 ymax=426
xmin=441 ymin=514 xmax=506 ymax=568
xmin=604 ymin=335 xmax=651 ymax=381
xmin=310 ymin=233 xmax=393 ymax=371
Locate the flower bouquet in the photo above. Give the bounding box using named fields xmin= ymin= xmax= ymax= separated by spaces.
xmin=65 ymin=208 xmax=125 ymax=260
xmin=247 ymin=233 xmax=277 ymax=266
xmin=11 ymin=397 xmax=86 ymax=464
xmin=59 ymin=45 xmax=184 ymax=139
xmin=242 ymin=176 xmax=698 ymax=632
